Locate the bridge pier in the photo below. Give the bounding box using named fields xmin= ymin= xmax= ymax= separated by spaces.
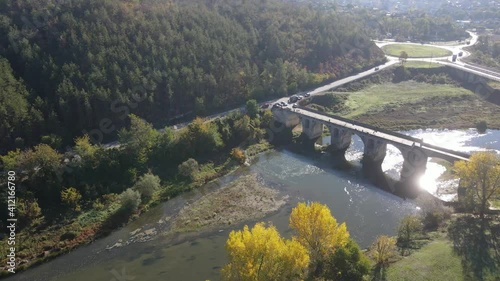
xmin=268 ymin=120 xmax=294 ymax=145
xmin=397 ymin=147 xmax=428 ymax=196
xmin=328 ymin=126 xmax=352 ymax=167
xmin=362 ymin=137 xmax=387 ymax=186
xmin=300 ymin=118 xmax=323 ymax=151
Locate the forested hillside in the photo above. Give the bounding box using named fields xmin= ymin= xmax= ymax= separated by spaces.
xmin=0 ymin=0 xmax=385 ymax=153
xmin=359 ymin=10 xmax=469 ymax=42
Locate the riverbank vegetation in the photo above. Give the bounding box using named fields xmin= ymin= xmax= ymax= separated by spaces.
xmin=0 ymin=0 xmax=385 ymax=154
xmin=381 ymin=44 xmax=452 ymax=58
xmin=381 ymin=152 xmax=500 ymax=281
xmin=0 ymin=102 xmax=273 ymax=275
xmin=218 ymin=152 xmax=499 ymax=281
xmin=304 ymin=66 xmax=500 ymax=131
xmin=222 ymin=202 xmax=369 ymax=281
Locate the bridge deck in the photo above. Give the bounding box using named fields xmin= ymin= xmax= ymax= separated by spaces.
xmin=290 ymin=107 xmax=470 ymax=161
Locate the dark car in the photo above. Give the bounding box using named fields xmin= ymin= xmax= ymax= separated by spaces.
xmin=261 ymin=103 xmax=270 ymax=109
xmin=288 ymin=96 xmax=298 ymax=103
xmin=280 ymin=101 xmax=287 ymax=106
xmin=272 ymin=103 xmax=281 ymax=109
xmin=304 ymin=92 xmax=311 ymax=97
xmin=292 ymin=103 xmax=299 ymax=108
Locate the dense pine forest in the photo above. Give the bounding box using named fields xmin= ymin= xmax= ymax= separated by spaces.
xmin=0 ymin=0 xmax=385 ymax=153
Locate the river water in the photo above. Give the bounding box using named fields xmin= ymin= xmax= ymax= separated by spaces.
xmin=7 ymin=129 xmax=500 ymax=281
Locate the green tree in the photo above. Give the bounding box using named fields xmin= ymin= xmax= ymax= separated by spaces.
xmin=454 ymin=151 xmax=500 ymax=220
xmin=120 ymin=188 xmax=142 ymax=213
xmin=133 ymin=172 xmax=161 ymax=201
xmin=246 ymin=99 xmax=259 ymax=118
xmin=74 ymin=134 xmax=98 ymax=160
xmin=118 ymin=114 xmax=159 ymax=164
xmin=322 ymin=238 xmax=370 ymax=281
xmin=178 ymin=158 xmax=199 ymax=181
xmin=261 ymin=110 xmax=274 ymax=129
xmin=397 ymin=215 xmax=422 ymax=255
xmin=399 ymin=51 xmax=409 ymax=64
xmin=180 ymin=117 xmax=224 ymax=157
xmin=0 ymin=149 xmax=21 ymax=170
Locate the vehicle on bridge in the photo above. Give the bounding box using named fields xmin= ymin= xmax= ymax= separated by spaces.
xmin=452 ymin=54 xmax=457 ymax=62
xmin=288 ymin=95 xmax=299 ymax=103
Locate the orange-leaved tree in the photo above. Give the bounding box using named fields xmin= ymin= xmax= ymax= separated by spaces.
xmin=221 ymin=222 xmax=309 ymax=281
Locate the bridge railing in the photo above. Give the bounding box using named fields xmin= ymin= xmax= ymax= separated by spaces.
xmin=297 ymin=107 xmax=470 ymax=159
xmin=419 ymin=142 xmax=470 ymax=159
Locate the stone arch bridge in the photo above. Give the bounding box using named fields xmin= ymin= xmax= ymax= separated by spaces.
xmin=272 ymin=106 xmax=470 ymax=193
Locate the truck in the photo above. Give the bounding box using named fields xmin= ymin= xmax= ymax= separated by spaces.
xmin=452 ymin=54 xmax=457 ymax=62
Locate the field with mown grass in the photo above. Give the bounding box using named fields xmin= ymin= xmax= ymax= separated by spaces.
xmin=382 ymin=44 xmax=452 ymax=58
xmin=403 ymin=61 xmax=444 ymax=69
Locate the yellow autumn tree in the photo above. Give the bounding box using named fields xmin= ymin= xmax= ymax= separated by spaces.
xmin=289 ymin=202 xmax=349 ymax=267
xmin=454 ymin=151 xmax=500 ymax=220
xmin=221 ymin=222 xmax=309 ymax=281
xmin=370 ymin=235 xmax=397 ymax=266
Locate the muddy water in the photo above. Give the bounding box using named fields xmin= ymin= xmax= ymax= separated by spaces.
xmin=7 ymin=129 xmax=500 ymax=281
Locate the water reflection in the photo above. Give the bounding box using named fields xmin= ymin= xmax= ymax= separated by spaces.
xmin=324 ymin=129 xmax=500 ymax=200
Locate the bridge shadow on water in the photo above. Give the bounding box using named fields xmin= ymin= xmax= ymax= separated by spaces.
xmin=283 ymin=140 xmax=415 ymax=200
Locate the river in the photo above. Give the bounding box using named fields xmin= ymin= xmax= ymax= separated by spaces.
xmin=7 ymin=129 xmax=500 ymax=281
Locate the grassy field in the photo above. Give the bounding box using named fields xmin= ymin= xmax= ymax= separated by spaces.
xmin=382 ymin=44 xmax=452 ymax=58
xmin=386 ymin=238 xmax=463 ymax=281
xmin=404 ymin=61 xmax=444 ymax=69
xmin=338 ymin=81 xmax=473 ymax=118
xmin=313 ymin=81 xmax=500 ymax=130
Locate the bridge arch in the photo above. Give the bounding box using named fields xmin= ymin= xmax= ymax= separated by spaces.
xmin=382 ymin=144 xmax=405 ymax=181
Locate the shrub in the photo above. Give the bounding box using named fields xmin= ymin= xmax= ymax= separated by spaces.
xmin=61 ymin=187 xmax=82 ymax=212
xmin=416 ymin=196 xmax=453 ymax=230
xmin=119 ymin=188 xmax=141 ymax=213
xmin=476 ymin=120 xmax=487 ymax=133
xmin=18 ymin=199 xmax=42 ymax=227
xmin=133 ymin=172 xmax=161 ymax=201
xmin=230 ymin=148 xmax=246 ymax=164
xmin=178 ymin=158 xmax=199 ymax=181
